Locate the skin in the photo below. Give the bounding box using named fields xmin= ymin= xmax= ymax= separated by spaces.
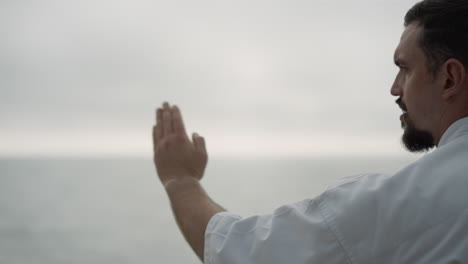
xmin=391 ymin=22 xmax=468 ymax=147
xmin=152 ymin=22 xmax=468 ymax=263
xmin=152 ymin=102 xmax=225 ymax=261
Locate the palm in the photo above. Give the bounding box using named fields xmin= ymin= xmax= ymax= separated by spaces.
xmin=152 ymin=103 xmax=208 ymax=185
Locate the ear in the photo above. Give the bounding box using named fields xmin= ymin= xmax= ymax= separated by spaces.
xmin=441 ymin=59 xmax=466 ymax=101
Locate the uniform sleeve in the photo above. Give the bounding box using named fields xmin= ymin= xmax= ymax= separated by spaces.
xmin=204 ymin=198 xmax=352 ymax=264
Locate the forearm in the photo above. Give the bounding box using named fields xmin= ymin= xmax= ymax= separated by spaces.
xmin=165 ymin=177 xmax=225 ymax=261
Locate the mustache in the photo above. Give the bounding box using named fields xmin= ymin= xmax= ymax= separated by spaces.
xmin=396 ymin=98 xmax=407 ymax=112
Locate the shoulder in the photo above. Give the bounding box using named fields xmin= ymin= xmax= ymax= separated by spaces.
xmin=319 ymin=143 xmax=468 ymax=262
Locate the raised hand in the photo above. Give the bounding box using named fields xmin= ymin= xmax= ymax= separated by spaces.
xmin=152 ymin=102 xmax=208 ymax=186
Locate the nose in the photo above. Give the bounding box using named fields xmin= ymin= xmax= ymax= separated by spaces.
xmin=390 ymin=83 xmax=400 ymax=96
xmin=390 ymin=76 xmax=401 ymax=97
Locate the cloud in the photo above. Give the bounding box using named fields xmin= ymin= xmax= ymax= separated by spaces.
xmin=0 ymin=0 xmax=419 ymax=157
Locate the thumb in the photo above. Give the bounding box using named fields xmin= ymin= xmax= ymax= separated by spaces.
xmin=192 ymin=132 xmax=207 ymax=154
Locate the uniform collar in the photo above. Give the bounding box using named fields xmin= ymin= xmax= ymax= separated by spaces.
xmin=438 ymin=117 xmax=468 ymax=147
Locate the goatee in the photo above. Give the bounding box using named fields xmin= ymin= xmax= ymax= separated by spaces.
xmin=396 ymin=98 xmax=435 ymax=152
xmin=401 ymin=114 xmax=435 ymax=152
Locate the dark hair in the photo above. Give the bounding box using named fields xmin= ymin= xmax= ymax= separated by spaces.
xmin=404 ymin=0 xmax=468 ymax=76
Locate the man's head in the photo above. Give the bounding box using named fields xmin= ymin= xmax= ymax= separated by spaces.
xmin=391 ymin=0 xmax=468 ymax=152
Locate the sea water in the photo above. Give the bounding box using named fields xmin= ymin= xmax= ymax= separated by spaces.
xmin=0 ymin=156 xmax=417 ymax=263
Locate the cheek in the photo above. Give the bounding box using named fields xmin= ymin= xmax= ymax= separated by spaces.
xmin=407 ymin=87 xmax=434 ymax=121
xmin=403 ymin=76 xmax=423 ymax=114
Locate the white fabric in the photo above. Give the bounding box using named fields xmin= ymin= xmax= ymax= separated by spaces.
xmin=204 ymin=117 xmax=468 ymax=264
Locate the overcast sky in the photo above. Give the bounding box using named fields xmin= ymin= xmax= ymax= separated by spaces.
xmin=0 ymin=0 xmax=422 ymax=158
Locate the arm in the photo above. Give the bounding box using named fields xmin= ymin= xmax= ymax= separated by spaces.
xmin=152 ymin=102 xmax=225 ymax=261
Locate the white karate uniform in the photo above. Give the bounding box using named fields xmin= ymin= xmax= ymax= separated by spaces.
xmin=204 ymin=117 xmax=468 ymax=264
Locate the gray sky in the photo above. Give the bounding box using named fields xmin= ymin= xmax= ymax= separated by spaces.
xmin=0 ymin=0 xmax=421 ymax=158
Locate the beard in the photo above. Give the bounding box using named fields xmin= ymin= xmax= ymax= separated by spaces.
xmin=401 ymin=113 xmax=435 ymax=152
xmin=396 ymin=98 xmax=435 ymax=152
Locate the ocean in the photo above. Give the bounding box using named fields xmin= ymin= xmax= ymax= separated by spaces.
xmin=0 ymin=156 xmax=418 ymax=263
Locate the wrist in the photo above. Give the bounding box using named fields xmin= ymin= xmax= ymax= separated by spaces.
xmin=164 ymin=177 xmax=201 ymax=196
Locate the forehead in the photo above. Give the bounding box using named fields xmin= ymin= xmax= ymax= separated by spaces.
xmin=394 ymin=23 xmax=423 ymax=63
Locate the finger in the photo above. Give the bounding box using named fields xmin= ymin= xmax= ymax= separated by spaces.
xmin=152 ymin=125 xmax=158 ymax=149
xmin=154 ymin=123 xmax=163 ymax=145
xmin=171 ymin=105 xmax=187 ymax=135
xmin=156 ymin=108 xmax=163 ymax=140
xmin=156 ymin=108 xmax=163 ymax=124
xmin=192 ymin=133 xmax=207 ymax=154
xmin=163 ymin=102 xmax=172 ymax=136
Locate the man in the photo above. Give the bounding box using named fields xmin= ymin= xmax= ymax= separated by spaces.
xmin=152 ymin=0 xmax=468 ymax=263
